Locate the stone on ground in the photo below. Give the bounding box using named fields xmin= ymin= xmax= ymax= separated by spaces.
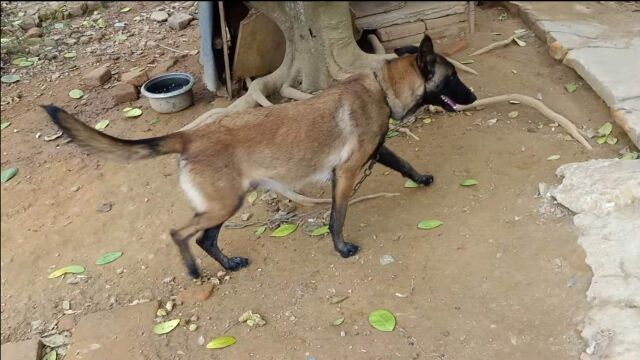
xmin=167 ymin=13 xmax=194 ymax=30
xmin=83 ymin=66 xmax=111 ymax=87
xmin=121 ymin=68 xmax=149 ymax=87
xmin=0 ymin=338 xmax=42 ymax=360
xmin=110 ymin=83 xmax=139 ymax=104
xmin=150 ymin=11 xmax=169 ymax=22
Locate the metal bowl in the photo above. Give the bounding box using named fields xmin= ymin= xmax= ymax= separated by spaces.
xmin=141 ymin=72 xmax=194 ymax=114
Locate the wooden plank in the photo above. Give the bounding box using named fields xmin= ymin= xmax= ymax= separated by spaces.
xmin=356 ymin=1 xmax=468 ymax=30
xmin=381 ymin=22 xmax=468 ymax=51
xmin=232 ymin=10 xmax=285 ymax=80
xmin=350 ymin=2 xmax=405 ymax=18
xmin=376 ymin=21 xmax=426 ymax=41
xmin=424 ymin=13 xmax=467 ymax=30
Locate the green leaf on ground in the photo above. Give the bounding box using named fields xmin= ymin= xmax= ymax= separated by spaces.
xmin=564 ymin=83 xmax=578 ymax=93
xmin=124 ymin=108 xmax=142 ymax=118
xmin=460 ymin=179 xmax=478 ymax=186
xmin=597 ymin=122 xmax=613 ymax=136
xmin=148 ymin=118 xmax=160 ymax=125
xmin=417 ymin=219 xmax=443 ymax=230
xmin=95 ymin=119 xmax=109 ymax=131
xmin=270 ymin=223 xmax=297 ymax=237
xmin=120 ymin=7 xmax=131 ymax=12
xmin=1 ymin=167 xmax=18 ymax=183
xmin=620 ymin=152 xmax=638 ymax=160
xmin=404 ymin=179 xmax=419 ymax=188
xmin=247 ymin=191 xmax=258 ymax=205
xmin=459 ymin=59 xmax=474 ymax=64
xmin=546 ymin=155 xmax=561 ymax=160
xmin=255 ymin=226 xmax=267 ymax=237
xmin=63 ymin=51 xmax=77 ymax=59
xmin=596 ymin=135 xmax=607 ymax=144
xmin=206 ymin=336 xmax=236 ymax=349
xmin=386 ymin=130 xmax=400 ymax=138
xmin=69 ymin=89 xmax=84 ymax=99
xmin=153 ymin=319 xmax=180 ymax=335
xmin=96 ymin=251 xmax=123 ymax=265
xmin=12 ymin=57 xmax=27 ymax=65
xmin=332 ymin=317 xmax=345 ymax=326
xmin=310 ymin=225 xmax=330 ymax=236
xmin=45 ymin=350 xmax=57 ymax=360
xmin=48 ymin=265 xmax=85 ymax=278
xmin=606 ymin=135 xmax=618 ymax=145
xmin=1 ymin=122 xmax=11 ymax=130
xmin=368 ymin=309 xmax=396 ymax=332
xmin=1 ymin=74 xmax=21 ymax=83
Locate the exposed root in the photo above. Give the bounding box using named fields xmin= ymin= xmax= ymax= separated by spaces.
xmin=391 ymin=125 xmax=420 ymax=140
xmin=249 ymin=86 xmax=274 ymax=107
xmin=444 ymin=56 xmax=478 ymax=75
xmin=281 ymin=85 xmax=313 ymax=101
xmin=470 ymin=33 xmax=527 ymax=56
xmin=455 ymin=94 xmax=593 ymax=150
xmin=274 ymin=186 xmax=400 ymax=206
xmin=367 ymin=34 xmax=386 ymax=55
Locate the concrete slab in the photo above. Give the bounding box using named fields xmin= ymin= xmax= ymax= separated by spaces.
xmin=550 ymin=158 xmax=640 ymax=360
xmin=0 ymin=338 xmax=42 ymax=360
xmin=562 ymin=45 xmax=640 ymax=107
xmin=65 ymin=301 xmax=159 ymax=360
xmin=612 ymin=99 xmax=640 ymax=149
xmin=537 ymin=20 xmax=608 ymax=39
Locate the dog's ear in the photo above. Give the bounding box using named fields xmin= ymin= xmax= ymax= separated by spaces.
xmin=394 ymin=45 xmax=419 ymax=57
xmin=416 ymin=35 xmax=437 ymax=81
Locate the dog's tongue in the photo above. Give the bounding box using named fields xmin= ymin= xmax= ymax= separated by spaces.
xmin=441 ymin=95 xmax=457 ymax=109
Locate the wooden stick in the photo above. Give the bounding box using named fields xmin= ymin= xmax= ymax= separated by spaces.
xmin=391 ymin=125 xmax=420 ymax=140
xmin=218 ymin=2 xmax=233 ymax=99
xmin=444 ymin=56 xmax=478 ymax=75
xmin=470 ymin=33 xmax=526 ymax=56
xmin=455 ymin=94 xmax=593 ymax=150
xmin=468 ymin=1 xmax=475 ymax=34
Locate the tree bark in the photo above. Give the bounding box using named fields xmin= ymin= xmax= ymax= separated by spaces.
xmin=182 ymin=1 xmax=392 ymax=131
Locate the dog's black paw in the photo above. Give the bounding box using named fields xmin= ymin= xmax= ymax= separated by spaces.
xmin=223 ymin=256 xmax=250 ymax=271
xmin=337 ymin=242 xmax=360 ymax=258
xmin=187 ymin=265 xmax=201 ymax=279
xmin=415 ymin=174 xmax=434 ymax=186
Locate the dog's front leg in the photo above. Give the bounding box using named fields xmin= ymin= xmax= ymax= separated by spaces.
xmin=329 ymin=168 xmax=360 ymax=257
xmin=375 ymin=145 xmax=433 ymax=185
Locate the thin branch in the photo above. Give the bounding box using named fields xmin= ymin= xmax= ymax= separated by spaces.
xmin=455 ymin=94 xmax=593 ymax=150
xmin=470 ymin=33 xmax=527 ymax=56
xmin=444 ymin=56 xmax=478 ymax=75
xmin=391 ymin=125 xmax=420 ymax=140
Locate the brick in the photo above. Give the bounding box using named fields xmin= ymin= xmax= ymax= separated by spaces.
xmin=442 ymin=38 xmax=468 ymax=56
xmin=1 ymin=338 xmax=42 ymax=360
xmin=376 ymin=21 xmax=426 ymax=42
xmin=83 ymin=66 xmax=111 ymax=87
xmin=424 ymin=13 xmax=467 ymax=30
xmin=148 ymin=58 xmax=177 ymax=78
xmin=548 ymin=40 xmax=567 ymax=60
xmin=25 ymin=27 xmax=43 ymax=38
xmin=177 ymin=284 xmax=215 ymax=304
xmin=426 ymin=22 xmax=468 ymax=40
xmin=168 ymin=13 xmax=194 ymax=30
xmin=121 ymin=68 xmax=149 ymax=87
xmin=111 ymin=83 xmax=139 ymax=104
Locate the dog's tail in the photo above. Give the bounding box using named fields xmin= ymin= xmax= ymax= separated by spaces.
xmin=42 ymin=105 xmax=184 ymax=161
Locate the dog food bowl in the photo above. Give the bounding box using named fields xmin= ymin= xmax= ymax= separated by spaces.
xmin=141 ymin=72 xmax=194 ymax=114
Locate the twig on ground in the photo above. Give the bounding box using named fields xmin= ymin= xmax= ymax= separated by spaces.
xmin=455 ymin=94 xmax=593 ymax=149
xmin=391 ymin=125 xmax=420 ymax=140
xmin=156 ymin=43 xmax=197 ymax=56
xmin=444 ymin=56 xmax=478 ymax=75
xmin=470 ymin=33 xmax=527 ymax=56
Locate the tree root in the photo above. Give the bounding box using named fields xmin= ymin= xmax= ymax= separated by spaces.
xmin=367 ymin=34 xmax=386 ymax=55
xmin=274 ymin=187 xmax=401 ymax=206
xmin=391 ymin=125 xmax=420 ymax=140
xmin=281 ymin=85 xmax=313 ymax=101
xmin=470 ymin=33 xmax=527 ymax=56
xmin=455 ymin=94 xmax=593 ymax=150
xmin=444 ymin=56 xmax=478 ymax=75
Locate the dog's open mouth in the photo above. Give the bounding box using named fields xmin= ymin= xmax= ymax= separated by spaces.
xmin=441 ymin=95 xmax=458 ymax=110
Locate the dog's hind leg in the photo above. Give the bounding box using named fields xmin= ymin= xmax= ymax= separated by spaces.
xmin=374 ymin=145 xmax=433 ymax=186
xmin=329 ymin=168 xmax=360 ymax=258
xmin=196 ymin=225 xmax=249 ymax=271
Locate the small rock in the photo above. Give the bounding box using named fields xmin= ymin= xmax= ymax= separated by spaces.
xmin=86 ymin=1 xmax=101 ymax=11
xmin=567 ymin=276 xmax=577 ymax=288
xmin=508 ymin=111 xmax=519 ymax=119
xmin=68 ymin=2 xmax=87 ymax=17
xmin=62 ymin=300 xmax=70 ymax=310
xmin=536 ymin=93 xmax=543 ymax=100
xmin=121 ymin=68 xmax=149 ymax=87
xmin=240 ymin=213 xmax=252 ymax=221
xmin=176 ymin=284 xmax=215 ymax=304
xmin=116 ymin=268 xmax=124 ymax=274
xmin=40 ymin=334 xmax=69 ymax=348
xmin=83 ymin=66 xmax=111 ymax=87
xmin=168 ymin=13 xmax=194 ymax=30
xmin=190 ymin=315 xmax=199 ymax=322
xmin=486 ymin=118 xmax=498 ymax=126
xmin=57 ymin=315 xmax=75 ymax=331
xmin=110 ymin=83 xmax=139 ymax=104
xmin=148 ymin=58 xmax=177 ymax=77
xmin=216 ymin=271 xmax=226 ymax=279
xmin=70 ymin=186 xmax=80 ymax=192
xmin=30 ymin=320 xmax=44 ymax=333
xmin=150 ymin=11 xmax=169 ymax=22
xmin=379 ymin=254 xmax=395 ymax=266
xmin=156 ymin=308 xmax=167 ymax=317
xmin=197 ymin=335 xmax=205 ymax=346
xmin=19 ymin=15 xmax=40 ymax=30
xmin=188 ymin=324 xmax=198 ymax=331
xmin=162 ymin=276 xmax=175 ymax=284
xmin=165 ymin=301 xmax=174 ymax=312
xmin=340 ymin=330 xmax=346 ymax=337
xmin=25 ymin=27 xmax=43 ymax=38
xmin=96 ymin=202 xmax=112 ymax=213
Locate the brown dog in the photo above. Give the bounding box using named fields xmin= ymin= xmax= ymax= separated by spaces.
xmin=42 ymin=34 xmax=476 ymax=278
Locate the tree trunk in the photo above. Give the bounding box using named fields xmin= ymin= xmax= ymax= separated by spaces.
xmin=182 ymin=1 xmax=393 ymax=131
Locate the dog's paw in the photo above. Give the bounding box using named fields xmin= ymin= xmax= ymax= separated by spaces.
xmin=415 ymin=174 xmax=434 ymax=186
xmin=187 ymin=264 xmax=201 ymax=279
xmin=337 ymin=242 xmax=360 ymax=258
xmin=223 ymin=256 xmax=250 ymax=271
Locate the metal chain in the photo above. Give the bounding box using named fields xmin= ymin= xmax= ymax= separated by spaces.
xmin=351 ymin=160 xmax=376 ymax=197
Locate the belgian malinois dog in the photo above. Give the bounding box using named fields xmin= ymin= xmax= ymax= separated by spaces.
xmin=42 ymin=34 xmax=476 ymax=278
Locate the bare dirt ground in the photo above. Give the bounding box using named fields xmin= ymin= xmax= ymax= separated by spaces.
xmin=1 ymin=3 xmax=634 ymax=359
